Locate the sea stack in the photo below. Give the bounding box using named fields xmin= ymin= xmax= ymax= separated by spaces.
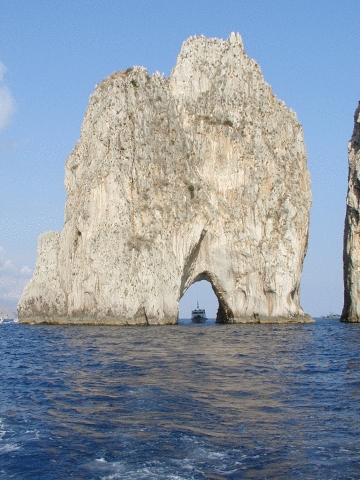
xmin=342 ymin=102 xmax=360 ymax=322
xmin=18 ymin=33 xmax=312 ymax=325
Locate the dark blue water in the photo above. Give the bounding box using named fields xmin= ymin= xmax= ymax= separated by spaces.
xmin=1 ymin=318 xmax=360 ymax=479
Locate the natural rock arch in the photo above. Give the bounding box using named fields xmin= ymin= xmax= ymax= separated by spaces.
xmin=18 ymin=33 xmax=313 ymax=325
xmin=179 ymin=271 xmax=233 ymax=324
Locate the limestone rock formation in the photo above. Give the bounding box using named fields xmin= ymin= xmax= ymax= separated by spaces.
xmin=18 ymin=33 xmax=312 ymax=325
xmin=342 ymin=102 xmax=360 ymax=322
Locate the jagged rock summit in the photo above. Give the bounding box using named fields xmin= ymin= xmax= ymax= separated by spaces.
xmin=19 ymin=33 xmax=313 ymax=325
xmin=342 ymin=102 xmax=360 ymax=322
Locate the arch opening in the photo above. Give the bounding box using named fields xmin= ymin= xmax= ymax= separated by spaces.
xmin=178 ymin=272 xmax=234 ymax=324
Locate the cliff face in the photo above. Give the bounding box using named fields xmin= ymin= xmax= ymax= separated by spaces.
xmin=342 ymin=103 xmax=360 ymax=322
xmin=18 ymin=33 xmax=312 ymax=325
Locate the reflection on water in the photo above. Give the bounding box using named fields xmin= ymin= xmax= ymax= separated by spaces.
xmin=1 ymin=319 xmax=360 ymax=479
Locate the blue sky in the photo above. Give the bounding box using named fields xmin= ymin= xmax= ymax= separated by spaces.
xmin=0 ymin=0 xmax=358 ymax=317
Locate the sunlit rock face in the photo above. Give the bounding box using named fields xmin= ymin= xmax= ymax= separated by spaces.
xmin=342 ymin=103 xmax=360 ymax=323
xmin=18 ymin=33 xmax=312 ymax=325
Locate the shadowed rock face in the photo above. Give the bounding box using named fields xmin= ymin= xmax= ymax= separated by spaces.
xmin=18 ymin=33 xmax=312 ymax=325
xmin=342 ymin=102 xmax=360 ymax=323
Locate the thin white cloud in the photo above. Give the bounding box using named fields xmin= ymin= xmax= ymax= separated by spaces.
xmin=0 ymin=85 xmax=15 ymax=130
xmin=19 ymin=265 xmax=32 ymax=276
xmin=0 ymin=61 xmax=7 ymax=81
xmin=0 ymin=61 xmax=15 ymax=131
xmin=0 ymin=259 xmax=15 ymax=272
xmin=0 ymin=246 xmax=32 ymax=310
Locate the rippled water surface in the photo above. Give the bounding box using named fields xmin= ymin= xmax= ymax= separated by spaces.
xmin=1 ymin=318 xmax=360 ymax=479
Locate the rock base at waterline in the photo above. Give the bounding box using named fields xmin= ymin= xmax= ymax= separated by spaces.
xmin=19 ymin=314 xmax=314 ymax=325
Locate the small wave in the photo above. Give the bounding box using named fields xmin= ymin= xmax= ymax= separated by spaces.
xmin=206 ymin=451 xmax=226 ymax=460
xmin=0 ymin=419 xmax=12 ymax=454
xmin=101 ymin=473 xmax=188 ymax=480
xmin=94 ymin=460 xmax=192 ymax=480
xmin=0 ymin=419 xmax=5 ymax=440
xmin=0 ymin=443 xmax=20 ymax=454
xmin=24 ymin=429 xmax=40 ymax=440
xmin=0 ymin=418 xmax=23 ymax=455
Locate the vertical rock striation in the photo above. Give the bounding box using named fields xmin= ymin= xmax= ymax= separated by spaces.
xmin=18 ymin=33 xmax=312 ymax=325
xmin=342 ymin=102 xmax=360 ymax=322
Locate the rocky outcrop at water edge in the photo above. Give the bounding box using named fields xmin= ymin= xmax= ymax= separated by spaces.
xmin=342 ymin=102 xmax=360 ymax=323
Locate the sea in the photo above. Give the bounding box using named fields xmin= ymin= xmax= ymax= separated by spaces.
xmin=1 ymin=318 xmax=360 ymax=479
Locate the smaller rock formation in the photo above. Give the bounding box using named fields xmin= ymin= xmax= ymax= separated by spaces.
xmin=342 ymin=102 xmax=360 ymax=322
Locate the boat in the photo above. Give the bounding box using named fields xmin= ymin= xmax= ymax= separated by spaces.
xmin=191 ymin=301 xmax=207 ymax=323
xmin=323 ymin=313 xmax=341 ymax=320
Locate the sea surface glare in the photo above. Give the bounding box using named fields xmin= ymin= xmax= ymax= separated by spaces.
xmin=1 ymin=318 xmax=360 ymax=479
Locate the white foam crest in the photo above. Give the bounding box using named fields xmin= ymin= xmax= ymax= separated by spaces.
xmin=0 ymin=418 xmax=22 ymax=454
xmin=0 ymin=443 xmax=20 ymax=454
xmin=179 ymin=436 xmax=227 ymax=461
xmin=25 ymin=429 xmax=40 ymax=439
xmin=206 ymin=451 xmax=226 ymax=459
xmin=0 ymin=418 xmax=5 ymax=440
xmin=99 ymin=461 xmax=191 ymax=480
